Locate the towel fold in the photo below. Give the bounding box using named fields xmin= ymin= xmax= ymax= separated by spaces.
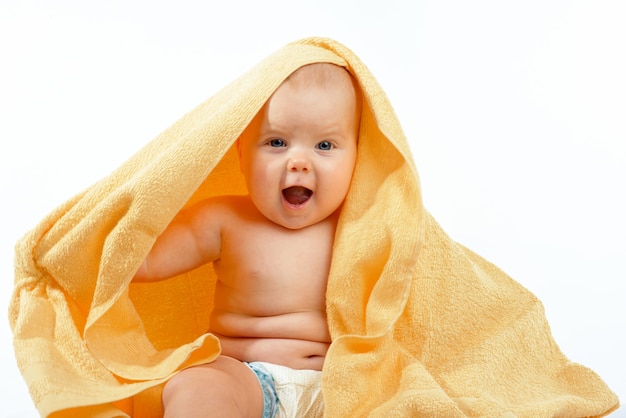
xmin=10 ymin=37 xmax=618 ymax=417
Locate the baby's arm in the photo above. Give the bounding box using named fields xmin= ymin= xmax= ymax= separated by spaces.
xmin=133 ymin=200 xmax=222 ymax=282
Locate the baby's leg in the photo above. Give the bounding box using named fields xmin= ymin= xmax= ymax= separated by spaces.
xmin=162 ymin=355 xmax=264 ymax=418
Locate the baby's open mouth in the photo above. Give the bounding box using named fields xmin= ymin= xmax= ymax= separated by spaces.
xmin=282 ymin=186 xmax=313 ymax=205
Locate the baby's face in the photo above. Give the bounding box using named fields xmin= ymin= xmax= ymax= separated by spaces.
xmin=238 ymin=76 xmax=359 ymax=230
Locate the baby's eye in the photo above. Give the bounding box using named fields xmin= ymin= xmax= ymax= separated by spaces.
xmin=316 ymin=141 xmax=333 ymax=151
xmin=269 ymin=138 xmax=286 ymax=147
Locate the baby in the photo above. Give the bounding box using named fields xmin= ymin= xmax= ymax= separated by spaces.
xmin=133 ymin=63 xmax=361 ymax=417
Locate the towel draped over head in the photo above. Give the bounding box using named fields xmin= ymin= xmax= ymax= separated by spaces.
xmin=9 ymin=37 xmax=618 ymax=417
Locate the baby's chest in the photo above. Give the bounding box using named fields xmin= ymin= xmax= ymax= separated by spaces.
xmin=219 ymin=229 xmax=332 ymax=287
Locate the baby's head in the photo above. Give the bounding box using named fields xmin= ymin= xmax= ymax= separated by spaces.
xmin=239 ymin=63 xmax=361 ymax=229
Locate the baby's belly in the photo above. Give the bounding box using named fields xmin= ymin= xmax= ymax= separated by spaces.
xmin=211 ymin=309 xmax=330 ymax=341
xmin=210 ymin=310 xmax=331 ymax=370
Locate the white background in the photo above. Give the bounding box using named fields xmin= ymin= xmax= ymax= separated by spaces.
xmin=1 ymin=1 xmax=624 ymax=416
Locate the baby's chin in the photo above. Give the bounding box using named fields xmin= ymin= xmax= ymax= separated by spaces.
xmin=269 ymin=215 xmax=318 ymax=231
xmin=250 ymin=195 xmax=338 ymax=230
xmin=266 ymin=209 xmax=330 ymax=231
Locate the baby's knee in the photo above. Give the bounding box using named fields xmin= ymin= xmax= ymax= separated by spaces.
xmin=161 ymin=361 xmax=261 ymax=417
xmin=162 ymin=367 xmax=205 ymax=405
xmin=162 ymin=366 xmax=226 ymax=417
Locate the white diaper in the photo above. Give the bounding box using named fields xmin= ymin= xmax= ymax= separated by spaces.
xmin=257 ymin=362 xmax=324 ymax=418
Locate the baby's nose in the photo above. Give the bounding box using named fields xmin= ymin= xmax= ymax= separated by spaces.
xmin=287 ymin=153 xmax=311 ymax=172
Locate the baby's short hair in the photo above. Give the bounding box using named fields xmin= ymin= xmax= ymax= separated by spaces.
xmin=287 ymin=62 xmax=350 ymax=85
xmin=285 ymin=63 xmax=362 ymax=126
xmin=288 ymin=63 xmax=358 ymax=93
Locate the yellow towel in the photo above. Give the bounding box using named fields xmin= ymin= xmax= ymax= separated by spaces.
xmin=9 ymin=37 xmax=618 ymax=417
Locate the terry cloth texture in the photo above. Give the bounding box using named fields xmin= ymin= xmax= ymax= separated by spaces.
xmin=9 ymin=37 xmax=619 ymax=417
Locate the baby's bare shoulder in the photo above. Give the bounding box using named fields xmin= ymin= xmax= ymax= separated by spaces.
xmin=187 ymin=195 xmax=250 ymax=216
xmin=197 ymin=194 xmax=248 ymax=207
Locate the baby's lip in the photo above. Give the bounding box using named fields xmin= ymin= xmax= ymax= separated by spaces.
xmin=282 ymin=186 xmax=313 ymax=205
